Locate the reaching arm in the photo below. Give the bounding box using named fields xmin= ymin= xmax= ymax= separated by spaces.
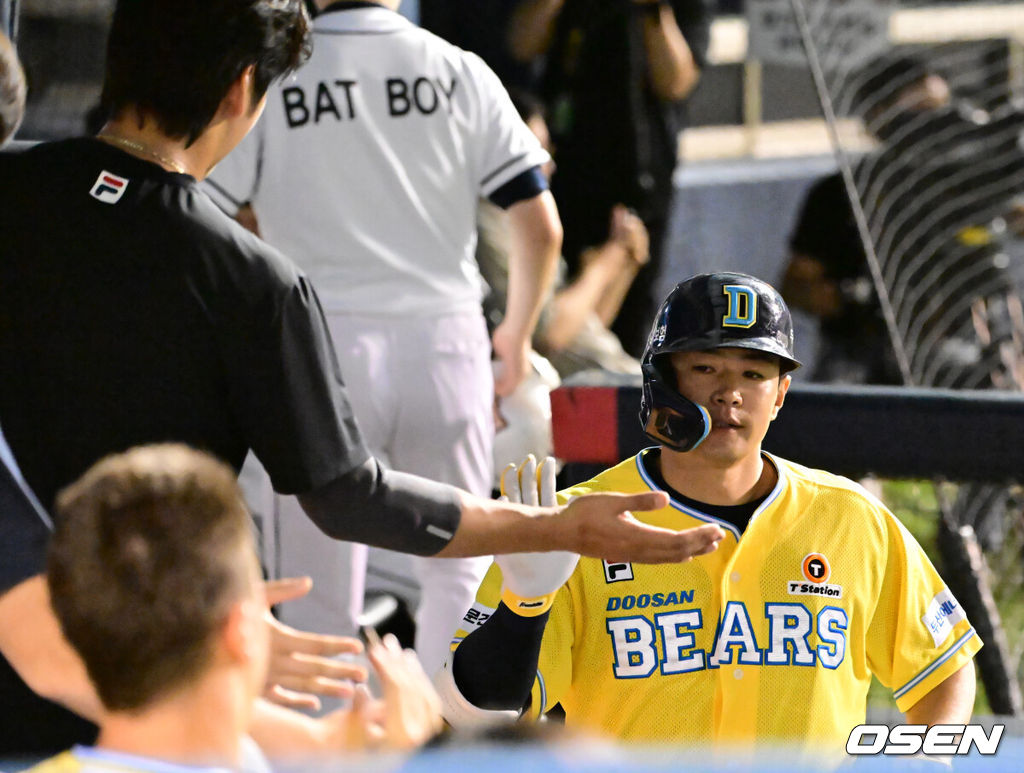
xmin=635 ymin=0 xmax=701 ymax=101
xmin=492 ymin=190 xmax=562 ymax=397
xmin=0 ymin=575 xmax=103 ymax=722
xmin=249 ymin=632 xmax=442 ymax=757
xmin=593 ymin=206 xmax=650 ymax=325
xmin=441 ymin=604 xmax=548 ymax=725
xmin=437 ymin=456 xmax=575 ymax=726
xmin=298 ymin=456 xmax=723 ymax=564
xmin=541 ymin=206 xmax=648 ymax=351
xmin=443 ymin=487 xmax=723 ymax=561
xmin=508 ymin=0 xmax=565 ymax=62
xmin=262 ymin=578 xmax=367 ymax=711
xmin=0 ymin=573 xmax=433 ymax=756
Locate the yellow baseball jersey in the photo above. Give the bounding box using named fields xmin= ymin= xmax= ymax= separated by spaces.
xmin=452 ymin=450 xmax=981 ymax=752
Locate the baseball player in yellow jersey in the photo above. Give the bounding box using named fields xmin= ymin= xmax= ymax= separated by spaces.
xmin=435 ymin=272 xmax=980 ymax=761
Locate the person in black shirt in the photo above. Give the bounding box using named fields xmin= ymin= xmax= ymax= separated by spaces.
xmin=0 ymin=0 xmax=722 ymax=758
xmin=509 ymin=0 xmax=712 ymax=356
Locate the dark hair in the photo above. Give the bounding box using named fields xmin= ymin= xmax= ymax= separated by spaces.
xmin=0 ymin=32 xmax=26 ymax=145
xmin=100 ymin=0 xmax=312 ymax=146
xmin=48 ymin=444 xmax=256 ymax=712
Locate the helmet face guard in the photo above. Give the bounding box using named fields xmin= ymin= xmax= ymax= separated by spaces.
xmin=640 ymin=362 xmax=711 ymax=452
xmin=639 ymin=272 xmax=800 ymax=452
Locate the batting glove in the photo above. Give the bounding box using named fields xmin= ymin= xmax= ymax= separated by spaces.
xmin=495 ymin=455 xmax=580 ymax=616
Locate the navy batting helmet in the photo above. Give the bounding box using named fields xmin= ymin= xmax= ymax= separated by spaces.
xmin=639 ymin=272 xmax=801 ymax=452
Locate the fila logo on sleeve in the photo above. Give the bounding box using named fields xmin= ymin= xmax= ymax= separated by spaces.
xmin=90 ymin=171 xmax=129 ymax=204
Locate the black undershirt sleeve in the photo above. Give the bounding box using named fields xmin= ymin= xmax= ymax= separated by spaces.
xmin=452 ymin=603 xmax=548 ymax=711
xmin=297 ymin=457 xmax=462 ymax=556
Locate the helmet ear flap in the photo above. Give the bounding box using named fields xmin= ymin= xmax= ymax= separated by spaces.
xmin=639 ymin=361 xmax=711 ymax=453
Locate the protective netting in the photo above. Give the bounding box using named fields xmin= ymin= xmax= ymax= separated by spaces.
xmin=791 ymin=0 xmax=1024 ymax=391
xmin=788 ymin=0 xmax=1024 ymax=712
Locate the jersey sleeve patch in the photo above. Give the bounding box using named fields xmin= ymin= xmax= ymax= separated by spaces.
xmin=921 ymin=588 xmax=967 ymax=648
xmin=456 ymin=600 xmax=497 ymax=636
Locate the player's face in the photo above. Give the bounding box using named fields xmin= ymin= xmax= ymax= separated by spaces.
xmin=670 ymin=348 xmax=790 ymax=465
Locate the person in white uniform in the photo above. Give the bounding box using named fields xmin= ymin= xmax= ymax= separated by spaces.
xmin=205 ymin=0 xmax=561 ymax=675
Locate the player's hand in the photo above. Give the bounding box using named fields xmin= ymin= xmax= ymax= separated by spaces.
xmin=495 ymin=456 xmax=580 ymax=601
xmin=366 ymin=630 xmax=444 ymax=750
xmin=324 ymin=631 xmax=443 ymax=752
xmin=491 ymin=322 xmax=531 ymax=397
xmin=263 ymin=577 xmax=368 ymax=711
xmin=558 ymin=490 xmax=724 ymax=564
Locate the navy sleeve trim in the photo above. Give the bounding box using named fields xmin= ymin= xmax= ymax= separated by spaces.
xmin=487 ymin=166 xmax=548 ymax=209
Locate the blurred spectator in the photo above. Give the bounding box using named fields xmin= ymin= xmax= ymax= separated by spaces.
xmin=783 ymin=54 xmax=1024 ymax=387
xmin=419 ymin=0 xmax=535 ymax=89
xmin=509 ymin=0 xmax=712 ymax=357
xmin=480 ymin=90 xmax=646 ymax=495
xmin=478 ymin=89 xmax=646 ymax=379
xmin=0 ymin=30 xmax=26 ymax=145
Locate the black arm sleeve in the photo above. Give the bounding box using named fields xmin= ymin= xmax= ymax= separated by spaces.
xmin=452 ymin=603 xmax=548 ymax=711
xmin=297 ymin=457 xmax=462 ymax=556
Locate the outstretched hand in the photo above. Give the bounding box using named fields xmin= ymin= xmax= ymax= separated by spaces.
xmin=263 ymin=577 xmax=367 ymax=711
xmin=560 ymin=490 xmax=724 ymax=564
xmin=326 ymin=631 xmax=444 ymax=752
